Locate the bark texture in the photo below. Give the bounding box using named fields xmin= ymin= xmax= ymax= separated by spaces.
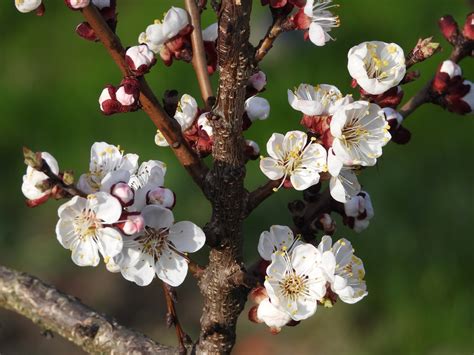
xmin=197 ymin=0 xmax=254 ymax=353
xmin=0 ymin=265 xmax=181 ymax=354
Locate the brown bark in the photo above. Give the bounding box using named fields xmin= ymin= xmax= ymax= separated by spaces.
xmin=197 ymin=0 xmax=254 ymax=353
xmin=0 ymin=265 xmax=182 ymax=354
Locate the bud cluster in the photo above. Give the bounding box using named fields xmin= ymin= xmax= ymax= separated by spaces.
xmin=99 ymin=77 xmax=140 ymax=115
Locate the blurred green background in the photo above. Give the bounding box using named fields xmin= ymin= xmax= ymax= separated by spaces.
xmin=0 ymin=1 xmax=473 ymax=354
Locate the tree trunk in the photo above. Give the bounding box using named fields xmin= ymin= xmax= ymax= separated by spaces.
xmin=197 ymin=0 xmax=254 ymax=353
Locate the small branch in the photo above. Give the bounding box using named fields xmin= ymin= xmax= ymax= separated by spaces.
xmin=81 ymin=5 xmax=209 ymax=188
xmin=185 ymin=0 xmax=214 ymax=109
xmin=245 ymin=179 xmax=281 ymax=217
xmin=399 ymin=80 xmax=432 ymax=119
xmin=161 ymin=283 xmax=191 ymax=354
xmin=255 ymin=13 xmax=294 ymax=63
xmin=39 ymin=159 xmax=87 ymax=198
xmin=188 ymin=259 xmax=205 ymax=279
xmin=0 ymin=265 xmax=180 ymax=354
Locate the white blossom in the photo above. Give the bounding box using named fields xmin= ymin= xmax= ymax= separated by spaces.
xmin=287 ymin=84 xmax=352 ymax=116
xmin=113 ymin=205 xmax=205 ymax=287
xmin=303 ymin=0 xmax=340 ymax=46
xmin=330 ymin=101 xmax=391 ymax=166
xmin=245 ymin=96 xmax=270 ymax=121
xmin=115 ymin=87 xmax=135 ymax=106
xmin=260 ymin=131 xmax=327 ymax=191
xmin=202 ymin=22 xmax=218 ymax=42
xmin=198 ymin=113 xmax=213 ymax=137
xmin=348 ymin=41 xmax=406 ymax=95
xmin=258 ymin=225 xmax=301 ymax=261
xmin=256 ymin=298 xmax=292 ymax=332
xmin=78 ymin=142 xmax=139 ymax=194
xmin=21 ymin=152 xmax=59 ymax=201
xmin=382 ymin=107 xmax=403 ymax=129
xmin=327 ymin=148 xmax=361 ymax=203
xmin=138 ymin=7 xmax=189 ymax=54
xmin=92 ymin=0 xmax=111 ymax=9
xmin=155 ymin=94 xmax=198 ymax=147
xmin=128 ymin=160 xmax=167 ymax=211
xmin=317 ymin=236 xmax=368 ymax=303
xmin=439 ymin=60 xmax=462 ymax=78
xmin=125 ymin=45 xmax=155 ymax=74
xmin=55 ymin=192 xmax=123 ymax=267
xmin=264 ymin=243 xmax=327 ymax=321
xmin=15 ymin=0 xmax=42 ymax=12
xmin=344 ymin=191 xmax=374 ymax=233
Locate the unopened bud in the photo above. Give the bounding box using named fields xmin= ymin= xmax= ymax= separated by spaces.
xmin=248 ymin=71 xmax=267 ymax=92
xmin=23 ymin=147 xmax=42 ymax=169
xmin=463 ymin=12 xmax=474 ymax=40
xmin=382 ymin=107 xmax=403 ymax=130
xmin=112 ymin=182 xmax=134 ymax=206
xmin=438 ymin=15 xmax=459 ymax=43
xmin=249 ymin=286 xmax=268 ymax=304
xmin=62 ymin=170 xmax=75 ymax=186
xmin=245 ymin=139 xmax=260 ymax=160
xmin=116 ymin=86 xmax=136 ymax=106
xmin=15 ymin=0 xmax=42 ymax=13
xmin=408 ymin=37 xmax=440 ymax=66
xmin=248 ymin=306 xmax=261 ymax=324
xmin=245 ymin=96 xmax=270 ymax=121
xmin=125 ymin=45 xmax=156 ymax=76
xmin=120 ymin=213 xmax=145 ymax=235
xmin=65 ymin=0 xmax=90 ymax=10
xmin=319 ymin=213 xmax=335 ymax=234
xmin=147 ymin=187 xmax=175 ymax=209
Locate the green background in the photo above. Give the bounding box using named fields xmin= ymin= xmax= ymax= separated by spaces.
xmin=0 ymin=1 xmax=473 ymax=354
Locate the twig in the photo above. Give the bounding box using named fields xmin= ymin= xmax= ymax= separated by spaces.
xmin=38 ymin=158 xmax=87 ymax=198
xmin=245 ymin=179 xmax=282 ymax=217
xmin=188 ymin=259 xmax=205 ymax=279
xmin=0 ymin=265 xmax=181 ymax=354
xmin=81 ymin=5 xmax=209 ymax=188
xmin=399 ymin=80 xmax=433 ymax=119
xmin=255 ymin=13 xmax=294 ymax=63
xmin=185 ymin=0 xmax=214 ymax=110
xmin=161 ymin=283 xmax=190 ymax=354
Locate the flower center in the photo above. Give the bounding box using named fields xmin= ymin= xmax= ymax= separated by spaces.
xmin=73 ymin=210 xmax=101 ymax=240
xmin=310 ymin=1 xmax=340 ymax=30
xmin=136 ymin=227 xmax=169 ymax=260
xmin=280 ymin=273 xmax=308 ymax=301
xmin=341 ymin=122 xmax=369 ymax=146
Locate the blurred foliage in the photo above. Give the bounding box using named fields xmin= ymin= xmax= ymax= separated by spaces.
xmin=0 ymin=1 xmax=473 ymax=354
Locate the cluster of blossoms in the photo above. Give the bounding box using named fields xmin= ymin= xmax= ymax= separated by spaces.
xmin=260 ymin=41 xmax=402 ymax=204
xmin=249 ymin=225 xmax=367 ymax=333
xmin=154 ymin=72 xmax=269 ymax=158
xmin=22 ymin=142 xmax=205 ymax=287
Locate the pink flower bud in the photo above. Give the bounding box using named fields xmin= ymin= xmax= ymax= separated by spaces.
xmin=120 ymin=213 xmax=145 ymax=235
xmin=438 ymin=15 xmax=459 ymax=43
xmin=319 ymin=213 xmax=335 ymax=234
xmin=248 ymin=71 xmax=267 ymax=92
xmin=76 ymin=22 xmax=98 ymax=42
xmin=147 ymin=187 xmax=175 ymax=209
xmin=99 ymin=86 xmax=121 ymax=115
xmin=116 ymin=86 xmax=136 ymax=107
xmin=463 ymin=12 xmax=474 ymax=40
xmin=126 ymin=45 xmax=156 ymax=76
xmin=111 ymin=182 xmax=134 ymax=206
xmin=65 ymin=0 xmax=90 ymax=10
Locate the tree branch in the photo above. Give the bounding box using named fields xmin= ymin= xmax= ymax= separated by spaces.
xmin=399 ymin=80 xmax=432 ymax=119
xmin=185 ymin=0 xmax=214 ymax=109
xmin=81 ymin=5 xmax=209 ymax=188
xmin=255 ymin=11 xmax=294 ymax=63
xmin=0 ymin=265 xmax=181 ymax=354
xmin=245 ymin=179 xmax=281 ymax=217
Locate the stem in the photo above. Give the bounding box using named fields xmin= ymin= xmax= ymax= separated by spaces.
xmin=399 ymin=80 xmax=432 ymax=119
xmin=0 ymin=265 xmax=181 ymax=354
xmin=161 ymin=283 xmax=190 ymax=354
xmin=255 ymin=14 xmax=292 ymax=62
xmin=245 ymin=179 xmax=281 ymax=216
xmin=185 ymin=0 xmax=214 ymax=109
xmin=197 ymin=0 xmax=254 ymax=353
xmin=81 ymin=5 xmax=208 ymax=189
